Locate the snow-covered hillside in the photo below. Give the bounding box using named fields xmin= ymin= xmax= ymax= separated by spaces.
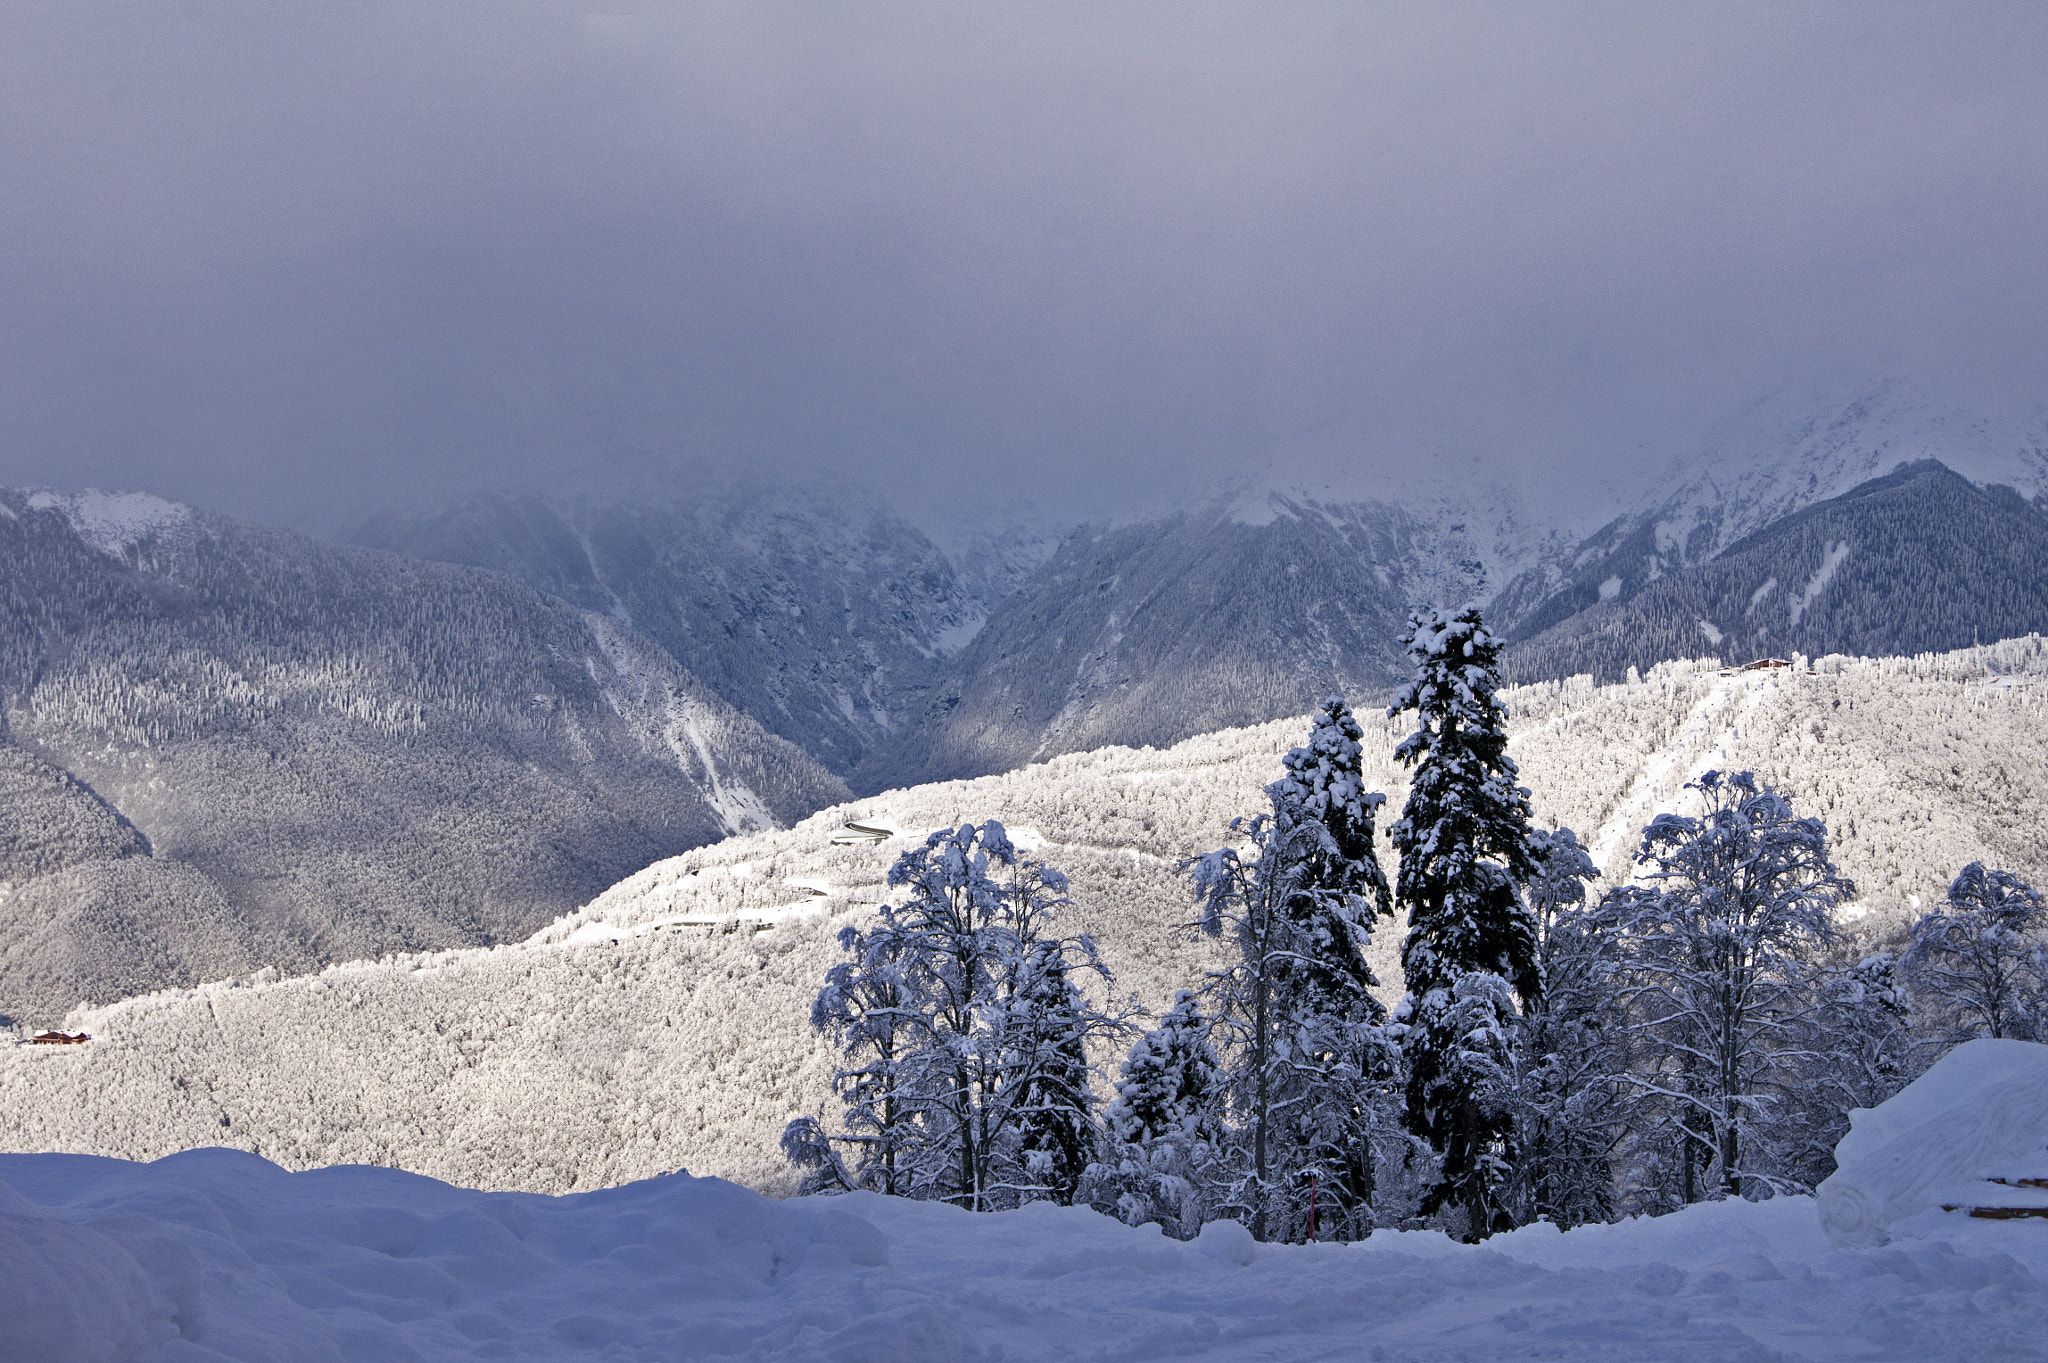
xmin=0 ymin=486 xmax=849 ymax=1027
xmin=2 ymin=640 xmax=2044 ymax=1198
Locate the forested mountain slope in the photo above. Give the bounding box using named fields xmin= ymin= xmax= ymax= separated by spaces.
xmin=7 ymin=638 xmax=2040 ymax=1196
xmin=865 ymin=387 xmax=2048 ymax=790
xmin=860 ymin=498 xmax=1493 ymax=790
xmin=342 ymin=386 xmax=2048 ymax=796
xmin=0 ymin=488 xmax=847 ymax=1025
xmin=1507 ymin=461 xmax=2048 ymax=682
xmin=1493 ymin=383 xmax=2048 ymax=639
xmin=352 ymin=484 xmax=1028 ymax=782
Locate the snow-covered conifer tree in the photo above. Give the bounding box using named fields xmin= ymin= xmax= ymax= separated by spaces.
xmin=1387 ymin=606 xmax=1541 ymax=1239
xmin=1608 ymin=771 xmax=1851 ymax=1201
xmin=1085 ymin=989 xmax=1225 ymax=1236
xmin=1905 ymin=863 xmax=2046 ymax=1043
xmin=1268 ymin=697 xmax=1395 ymax=1016
xmin=1189 ymin=697 xmax=1403 ymax=1242
xmin=1104 ymin=990 xmax=1223 ymax=1147
xmin=1002 ymin=939 xmax=1104 ymax=1205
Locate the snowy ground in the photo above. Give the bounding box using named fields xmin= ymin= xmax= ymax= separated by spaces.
xmin=5 ymin=1147 xmax=2044 ymax=1362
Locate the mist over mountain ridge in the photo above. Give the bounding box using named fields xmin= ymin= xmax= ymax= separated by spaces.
xmin=338 ymin=381 xmax=2048 ymax=795
xmin=6 ymin=381 xmax=2047 ymax=1024
xmin=867 ymin=384 xmax=2048 ymax=787
xmin=350 ymin=483 xmax=1044 ymax=781
xmin=0 ymin=488 xmax=846 ymax=1025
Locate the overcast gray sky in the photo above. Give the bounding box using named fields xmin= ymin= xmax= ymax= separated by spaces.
xmin=2 ymin=3 xmax=2043 ymax=534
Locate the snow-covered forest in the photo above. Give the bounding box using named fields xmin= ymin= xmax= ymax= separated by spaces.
xmin=1506 ymin=461 xmax=2048 ymax=685
xmin=3 ymin=636 xmax=2042 ymax=1207
xmin=0 ymin=488 xmax=849 ymax=1025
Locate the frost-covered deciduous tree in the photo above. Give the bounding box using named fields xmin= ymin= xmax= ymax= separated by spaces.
xmin=1084 ymin=989 xmax=1225 ymax=1237
xmin=1608 ymin=771 xmax=1851 ymax=1201
xmin=1905 ymin=863 xmax=2047 ymax=1043
xmin=1498 ymin=826 xmax=1624 ymax=1229
xmin=1387 ymin=606 xmax=1541 ymax=1239
xmin=1188 ymin=698 xmax=1403 ymax=1242
xmin=784 ymin=922 xmax=920 ymax=1196
xmin=786 ymin=822 xmax=1126 ymax=1210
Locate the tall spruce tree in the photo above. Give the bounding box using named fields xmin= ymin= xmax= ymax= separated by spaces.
xmin=1189 ymin=697 xmax=1401 ymax=1241
xmin=1387 ymin=606 xmax=1541 ymax=1240
xmin=1269 ymin=697 xmax=1395 ymax=1017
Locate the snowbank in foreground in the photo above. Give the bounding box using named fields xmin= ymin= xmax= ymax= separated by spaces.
xmin=1820 ymin=1038 xmax=2048 ymax=1249
xmin=4 ymin=1149 xmax=2045 ymax=1362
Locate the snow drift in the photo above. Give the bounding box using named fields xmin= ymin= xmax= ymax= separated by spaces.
xmin=5 ymin=1144 xmax=2047 ymax=1362
xmin=1818 ymin=1037 xmax=2048 ymax=1249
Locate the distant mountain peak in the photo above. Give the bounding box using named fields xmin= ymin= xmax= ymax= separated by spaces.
xmin=22 ymin=489 xmax=196 ymax=561
xmin=1649 ymin=377 xmax=2048 ymax=561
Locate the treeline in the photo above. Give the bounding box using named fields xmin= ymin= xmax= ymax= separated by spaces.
xmin=790 ymin=608 xmax=2045 ymax=1241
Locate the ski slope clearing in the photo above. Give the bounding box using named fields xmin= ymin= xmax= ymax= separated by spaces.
xmin=1 ymin=641 xmax=2044 ymax=1198
xmin=4 ymin=1145 xmax=2045 ymax=1362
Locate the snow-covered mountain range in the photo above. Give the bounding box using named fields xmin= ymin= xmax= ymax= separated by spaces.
xmin=5 ymin=379 xmax=2045 ymax=1021
xmin=1507 ymin=460 xmax=2048 ymax=682
xmin=334 ymin=380 xmax=2048 ymax=794
xmin=873 ymin=380 xmax=2048 ymax=787
xmin=351 ymin=481 xmax=1052 ymax=782
xmin=0 ymin=489 xmax=847 ymax=1026
xmin=1495 ymin=380 xmax=2048 ymax=641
